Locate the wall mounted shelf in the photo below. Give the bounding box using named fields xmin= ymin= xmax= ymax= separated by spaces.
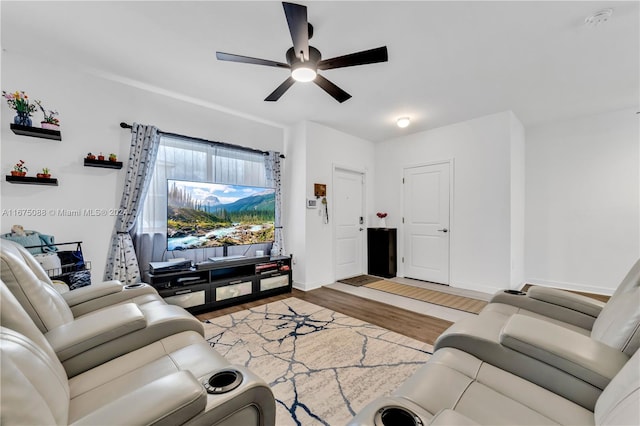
xmin=5 ymin=175 xmax=58 ymax=186
xmin=84 ymin=158 xmax=123 ymax=169
xmin=10 ymin=124 xmax=61 ymax=141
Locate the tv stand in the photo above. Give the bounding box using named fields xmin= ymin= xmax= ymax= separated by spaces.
xmin=147 ymin=255 xmax=292 ymax=312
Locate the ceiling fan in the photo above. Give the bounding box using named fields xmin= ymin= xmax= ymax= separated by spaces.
xmin=216 ymin=2 xmax=388 ymax=103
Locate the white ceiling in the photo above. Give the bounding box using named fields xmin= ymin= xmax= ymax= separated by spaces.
xmin=2 ymin=1 xmax=638 ymax=142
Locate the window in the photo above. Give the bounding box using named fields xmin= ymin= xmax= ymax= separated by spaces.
xmin=140 ymin=135 xmax=268 ymax=234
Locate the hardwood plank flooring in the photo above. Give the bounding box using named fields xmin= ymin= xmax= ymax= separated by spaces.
xmin=196 ymin=287 xmax=453 ymax=345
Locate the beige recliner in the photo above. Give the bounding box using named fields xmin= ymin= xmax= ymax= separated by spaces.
xmin=348 ymin=345 xmax=639 ymax=426
xmin=1 ymin=245 xmax=205 ymax=377
xmin=1 ymin=238 xmax=166 ymax=316
xmin=0 ymin=281 xmax=276 ymax=425
xmin=483 ymin=258 xmax=640 ymax=332
xmin=433 ymin=261 xmax=640 ymax=410
xmin=350 ymin=261 xmax=640 ymax=425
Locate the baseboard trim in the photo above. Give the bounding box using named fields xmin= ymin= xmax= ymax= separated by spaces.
xmin=450 ymin=280 xmax=503 ymax=296
xmin=292 ymin=281 xmax=323 ymax=292
xmin=525 ymin=278 xmax=614 ymax=296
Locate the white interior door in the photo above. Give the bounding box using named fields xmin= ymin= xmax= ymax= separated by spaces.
xmin=334 ymin=168 xmax=365 ymax=280
xmin=403 ymin=162 xmax=451 ymax=284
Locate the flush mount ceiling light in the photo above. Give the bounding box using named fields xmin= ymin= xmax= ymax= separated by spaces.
xmin=585 ymin=8 xmax=613 ymax=27
xmin=396 ymin=117 xmax=411 ymax=128
xmin=289 ymin=47 xmax=320 ymax=82
xmin=291 ymin=65 xmax=317 ymax=82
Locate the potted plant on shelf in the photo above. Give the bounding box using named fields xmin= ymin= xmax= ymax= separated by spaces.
xmin=97 ymin=152 xmax=105 ymax=161
xmin=109 ymin=153 xmax=117 ymax=162
xmin=86 ymin=152 xmax=96 ymax=160
xmin=34 ymin=100 xmax=60 ymax=130
xmin=11 ymin=160 xmax=28 ymax=177
xmin=2 ymin=91 xmax=37 ymax=127
xmin=36 ymin=168 xmax=51 ymax=179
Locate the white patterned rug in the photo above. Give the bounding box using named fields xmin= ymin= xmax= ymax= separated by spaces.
xmin=203 ymin=297 xmax=432 ymax=425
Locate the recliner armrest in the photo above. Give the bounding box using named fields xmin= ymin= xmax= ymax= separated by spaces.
xmin=527 ymin=287 xmax=605 ymax=317
xmin=64 ymin=281 xmax=159 ymax=318
xmin=500 ymin=314 xmax=629 ymax=389
xmin=45 ymin=303 xmax=145 ymax=361
xmin=489 ymin=289 xmax=601 ymax=330
xmin=62 ymin=280 xmax=123 ymax=306
xmin=70 ymin=371 xmax=206 ymax=426
xmin=435 ymin=312 xmax=613 ymax=409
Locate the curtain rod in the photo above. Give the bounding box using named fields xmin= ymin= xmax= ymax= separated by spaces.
xmin=119 ymin=122 xmax=284 ymax=158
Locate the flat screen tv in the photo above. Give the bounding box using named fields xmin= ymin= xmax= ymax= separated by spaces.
xmin=167 ymin=179 xmax=275 ymax=251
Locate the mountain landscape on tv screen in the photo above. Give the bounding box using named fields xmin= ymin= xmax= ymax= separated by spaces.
xmin=167 ymin=181 xmax=275 ymax=250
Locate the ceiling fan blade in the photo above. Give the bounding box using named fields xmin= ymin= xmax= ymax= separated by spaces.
xmin=282 ymin=2 xmax=309 ymax=61
xmin=265 ymin=76 xmax=296 ymax=102
xmin=318 ymin=46 xmax=388 ymax=71
xmin=314 ymin=74 xmax=352 ymax=103
xmin=216 ymin=52 xmax=289 ymax=69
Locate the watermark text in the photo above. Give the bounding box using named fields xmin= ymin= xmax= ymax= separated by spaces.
xmin=1 ymin=208 xmax=127 ymax=217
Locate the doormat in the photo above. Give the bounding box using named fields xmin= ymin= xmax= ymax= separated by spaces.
xmin=204 ymin=297 xmax=432 ymax=425
xmin=365 ymin=280 xmax=488 ymax=314
xmin=337 ymin=274 xmax=383 ymax=287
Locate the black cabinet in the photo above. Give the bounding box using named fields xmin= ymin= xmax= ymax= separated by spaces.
xmin=148 ymin=256 xmax=292 ymax=312
xmin=367 ymin=228 xmax=397 ymax=278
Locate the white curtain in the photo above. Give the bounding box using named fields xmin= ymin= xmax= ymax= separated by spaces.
xmin=105 ymin=123 xmax=160 ymax=284
xmin=135 ymin=135 xmax=273 ymax=279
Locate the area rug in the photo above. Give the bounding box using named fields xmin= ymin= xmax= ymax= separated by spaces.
xmin=365 ymin=280 xmax=488 ymax=314
xmin=203 ymin=298 xmax=432 ymax=425
xmin=337 ymin=274 xmax=382 ymax=286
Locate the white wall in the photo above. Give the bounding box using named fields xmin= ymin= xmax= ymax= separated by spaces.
xmin=510 ymin=113 xmax=526 ymax=287
xmin=376 ymin=111 xmax=523 ymax=294
xmin=1 ymin=51 xmax=284 ymax=282
xmin=283 ymin=122 xmax=308 ymax=286
xmin=525 ymin=108 xmax=639 ymax=295
xmin=283 ymin=121 xmax=375 ymax=290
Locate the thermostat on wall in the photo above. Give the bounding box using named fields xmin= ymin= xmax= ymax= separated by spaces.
xmin=306 ymin=198 xmax=318 ymax=209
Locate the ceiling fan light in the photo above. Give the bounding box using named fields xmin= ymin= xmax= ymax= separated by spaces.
xmin=291 ymin=64 xmax=317 ymax=82
xmin=396 ymin=117 xmax=411 ymax=128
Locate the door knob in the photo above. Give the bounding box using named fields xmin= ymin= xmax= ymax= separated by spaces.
xmin=437 ymin=228 xmax=448 ymax=233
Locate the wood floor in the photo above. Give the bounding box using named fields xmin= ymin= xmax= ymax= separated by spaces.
xmin=196 ymin=287 xmax=453 ymax=345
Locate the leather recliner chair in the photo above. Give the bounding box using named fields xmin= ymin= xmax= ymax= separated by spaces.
xmin=483 ymin=258 xmax=640 ymax=332
xmin=348 ymin=345 xmax=639 ymax=426
xmin=350 ymin=261 xmax=640 ymax=425
xmin=1 ymin=246 xmax=205 ymax=377
xmin=0 ymin=280 xmax=276 ymax=426
xmin=433 ymin=260 xmax=640 ymax=410
xmin=1 ymin=238 xmax=167 ymax=317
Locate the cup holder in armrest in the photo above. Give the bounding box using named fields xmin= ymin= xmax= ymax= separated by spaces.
xmin=504 ymin=289 xmax=526 ymax=296
xmin=374 ymin=406 xmax=423 ymax=426
xmin=203 ymin=370 xmax=243 ymax=394
xmin=124 ymin=283 xmax=146 ymax=289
